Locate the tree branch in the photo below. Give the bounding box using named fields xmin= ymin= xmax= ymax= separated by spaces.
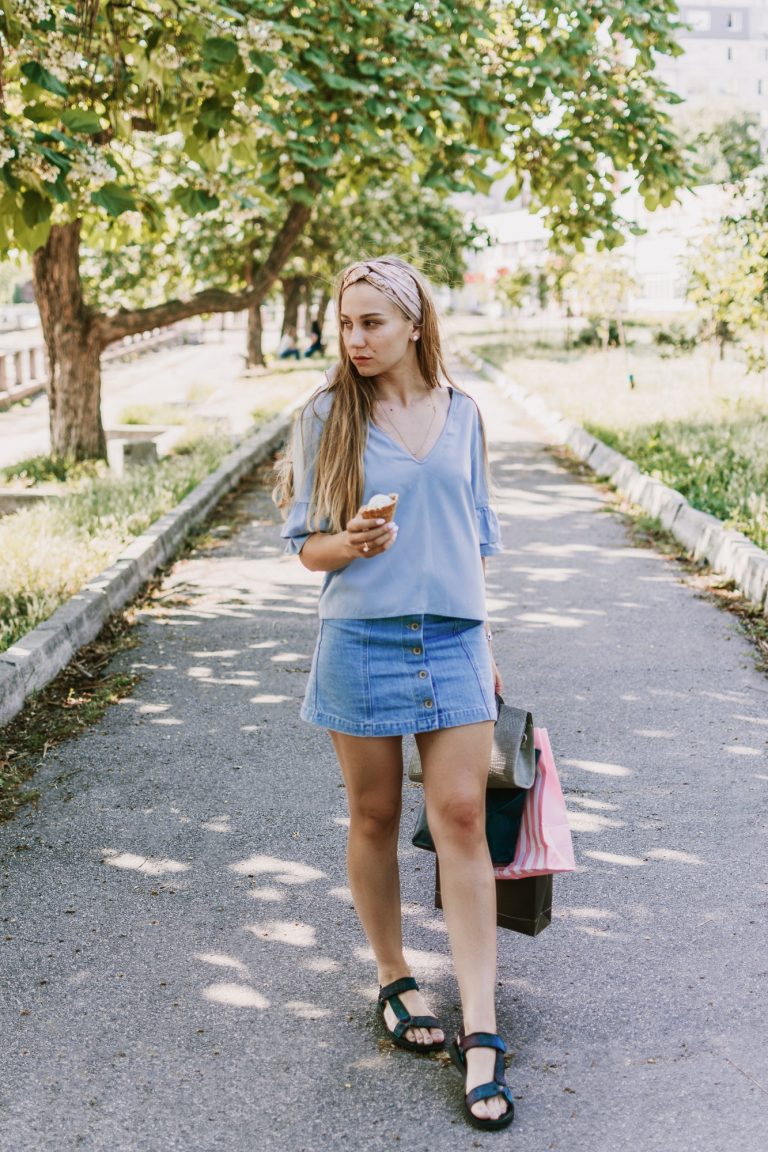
xmin=94 ymin=198 xmax=313 ymax=347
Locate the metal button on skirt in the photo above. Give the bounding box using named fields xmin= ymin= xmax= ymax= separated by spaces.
xmin=301 ymin=615 xmax=496 ymax=737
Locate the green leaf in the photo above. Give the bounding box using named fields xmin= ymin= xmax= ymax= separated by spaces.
xmin=284 ymin=69 xmax=315 ymax=93
xmin=173 ymin=187 xmax=220 ymax=215
xmin=91 ymin=182 xmax=137 ymax=217
xmin=202 ymin=36 xmax=239 ymax=69
xmin=60 ymin=109 xmax=103 ymax=135
xmin=23 ymin=103 xmax=58 ymax=123
xmin=249 ymin=50 xmax=277 ymax=76
xmin=21 ymin=61 xmax=69 ymax=98
xmin=21 ymin=189 xmax=52 ymax=228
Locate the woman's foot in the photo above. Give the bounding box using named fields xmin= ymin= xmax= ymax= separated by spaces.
xmin=464 ymin=1045 xmax=511 ymax=1123
xmin=378 ymin=976 xmax=445 ymax=1049
xmin=450 ymin=1030 xmax=515 ymax=1130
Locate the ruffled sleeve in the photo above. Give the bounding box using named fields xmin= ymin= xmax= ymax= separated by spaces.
xmin=280 ymin=389 xmax=332 ymax=555
xmin=470 ymin=403 xmax=503 ymax=557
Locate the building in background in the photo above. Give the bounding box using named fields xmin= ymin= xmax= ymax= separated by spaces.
xmin=455 ymin=2 xmax=767 ymax=315
xmin=654 ymin=1 xmax=768 ymax=128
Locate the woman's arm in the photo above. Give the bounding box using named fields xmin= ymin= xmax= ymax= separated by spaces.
xmin=300 ymin=512 xmax=397 ymax=572
xmin=299 ymin=530 xmax=356 ymax=572
xmin=481 ymin=557 xmax=503 ymax=694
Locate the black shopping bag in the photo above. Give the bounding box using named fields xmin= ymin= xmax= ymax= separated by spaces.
xmin=435 ymin=861 xmax=552 ymax=937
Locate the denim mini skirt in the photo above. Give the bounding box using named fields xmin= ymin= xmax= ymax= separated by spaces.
xmin=301 ymin=614 xmax=496 ymax=737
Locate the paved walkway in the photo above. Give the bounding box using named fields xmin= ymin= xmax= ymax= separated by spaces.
xmin=1 ymin=368 xmax=767 ymax=1152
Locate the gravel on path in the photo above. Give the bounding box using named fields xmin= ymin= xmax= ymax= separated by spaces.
xmin=1 ymin=369 xmax=766 ymax=1152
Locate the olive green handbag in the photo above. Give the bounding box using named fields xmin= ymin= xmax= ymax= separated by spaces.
xmin=408 ymin=694 xmax=536 ymax=790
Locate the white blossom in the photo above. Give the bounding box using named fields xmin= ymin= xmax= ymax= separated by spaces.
xmin=17 ymin=0 xmax=51 ymax=22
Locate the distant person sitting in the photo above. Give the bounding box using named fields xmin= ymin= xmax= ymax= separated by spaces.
xmin=278 ymin=326 xmax=301 ymax=360
xmin=304 ymin=318 xmax=325 ymax=358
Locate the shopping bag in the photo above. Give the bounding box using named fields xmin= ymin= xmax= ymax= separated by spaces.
xmin=435 ymin=862 xmax=552 ymax=936
xmin=412 ymin=787 xmax=527 ymax=865
xmin=494 ymin=728 xmax=576 ymax=880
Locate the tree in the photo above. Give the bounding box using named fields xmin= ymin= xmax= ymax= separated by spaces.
xmin=561 ymin=250 xmax=639 ymax=354
xmin=686 ymin=175 xmax=768 ymax=375
xmin=673 ymin=105 xmax=763 ymax=186
xmin=1 ymin=1 xmax=694 ymax=459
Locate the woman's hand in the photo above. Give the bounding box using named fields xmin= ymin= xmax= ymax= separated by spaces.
xmin=345 ymin=510 xmax=398 ymax=559
xmin=491 ymin=656 xmax=503 ymax=695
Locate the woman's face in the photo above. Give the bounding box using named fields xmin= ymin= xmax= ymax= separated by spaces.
xmin=339 ymin=281 xmax=419 ymax=377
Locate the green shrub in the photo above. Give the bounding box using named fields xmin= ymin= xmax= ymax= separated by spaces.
xmin=0 ymin=432 xmax=231 ymax=652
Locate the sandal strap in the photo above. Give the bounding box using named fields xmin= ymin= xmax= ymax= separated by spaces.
xmin=378 ymin=976 xmax=418 ymax=1003
xmin=460 ymin=1030 xmax=507 ymax=1055
xmin=466 ymin=1080 xmax=515 ymax=1109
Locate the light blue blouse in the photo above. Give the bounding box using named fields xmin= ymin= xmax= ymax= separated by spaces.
xmin=280 ymin=385 xmax=503 ymax=620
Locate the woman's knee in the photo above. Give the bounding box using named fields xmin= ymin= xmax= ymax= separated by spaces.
xmin=350 ymin=796 xmax=401 ymax=840
xmin=428 ymin=794 xmax=485 ymax=847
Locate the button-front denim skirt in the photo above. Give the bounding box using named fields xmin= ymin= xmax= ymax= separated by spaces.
xmin=301 ymin=615 xmax=496 ymax=737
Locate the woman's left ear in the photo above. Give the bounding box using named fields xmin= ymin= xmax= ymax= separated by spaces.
xmin=411 ymin=329 xmax=420 ymax=342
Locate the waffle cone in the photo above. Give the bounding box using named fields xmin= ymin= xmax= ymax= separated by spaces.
xmin=361 ymin=493 xmax=398 ymax=523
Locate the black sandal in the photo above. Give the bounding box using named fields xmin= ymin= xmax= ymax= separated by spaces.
xmin=450 ymin=1029 xmax=515 ymax=1131
xmin=378 ymin=976 xmax=445 ymax=1053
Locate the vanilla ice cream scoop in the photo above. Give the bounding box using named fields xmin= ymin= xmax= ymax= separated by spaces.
xmin=361 ymin=492 xmax=399 ymax=522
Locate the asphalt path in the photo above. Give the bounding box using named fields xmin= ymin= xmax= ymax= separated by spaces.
xmin=1 ymin=367 xmax=767 ymax=1151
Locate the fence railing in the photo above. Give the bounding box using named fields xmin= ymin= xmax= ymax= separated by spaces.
xmin=0 ymin=316 xmax=245 ymax=412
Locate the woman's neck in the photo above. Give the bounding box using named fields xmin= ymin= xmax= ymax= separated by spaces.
xmin=374 ymin=365 xmax=433 ymax=407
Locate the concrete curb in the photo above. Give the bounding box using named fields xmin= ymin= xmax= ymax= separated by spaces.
xmin=461 ymin=348 xmax=768 ymax=617
xmin=0 ymin=394 xmax=308 ymax=728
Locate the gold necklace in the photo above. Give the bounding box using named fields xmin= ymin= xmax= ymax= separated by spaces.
xmin=376 ymin=390 xmax=437 ymax=459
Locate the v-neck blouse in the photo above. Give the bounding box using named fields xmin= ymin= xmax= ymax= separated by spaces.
xmin=280 ymin=385 xmax=502 ymax=621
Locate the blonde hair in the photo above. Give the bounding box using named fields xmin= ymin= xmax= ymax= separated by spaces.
xmin=273 ymin=255 xmax=487 ymax=535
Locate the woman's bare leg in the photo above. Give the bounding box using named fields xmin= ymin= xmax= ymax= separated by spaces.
xmin=417 ymin=722 xmax=508 ymax=1122
xmin=330 ymin=731 xmax=443 ymax=1047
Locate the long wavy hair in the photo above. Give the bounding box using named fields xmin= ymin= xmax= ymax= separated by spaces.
xmin=273 ymin=256 xmax=487 ymax=534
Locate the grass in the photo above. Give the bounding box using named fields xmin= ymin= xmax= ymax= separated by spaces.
xmin=0 ymin=614 xmax=140 ymax=822
xmin=117 ymin=402 xmax=187 ymax=426
xmin=0 ymin=431 xmax=231 ymax=652
xmin=459 ymin=322 xmax=768 ymax=550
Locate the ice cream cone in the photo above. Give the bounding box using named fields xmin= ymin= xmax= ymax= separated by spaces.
xmin=361 ymin=492 xmax=399 ymax=523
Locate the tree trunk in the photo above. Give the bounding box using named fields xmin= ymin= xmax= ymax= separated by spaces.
xmin=315 ymin=289 xmax=331 ymax=334
xmin=281 ymin=277 xmax=305 ymax=336
xmin=246 ymin=300 xmax=265 ymax=367
xmin=32 ymin=220 xmax=106 ymax=461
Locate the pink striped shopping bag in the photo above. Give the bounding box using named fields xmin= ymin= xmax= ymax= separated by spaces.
xmin=493 ymin=728 xmax=576 ymax=879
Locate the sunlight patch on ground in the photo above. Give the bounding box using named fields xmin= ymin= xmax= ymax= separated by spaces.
xmin=247 ymin=920 xmax=317 ymax=947
xmin=726 ymin=745 xmax=763 ymax=757
xmin=202 ymin=982 xmax=269 ymax=1008
xmin=583 ymin=850 xmax=645 ymax=867
xmin=561 ymin=758 xmax=633 ymax=777
xmin=284 ymin=1000 xmax=333 ymax=1020
xmin=560 ymin=906 xmax=616 ymax=920
xmin=646 ymin=848 xmax=705 ymax=865
xmin=328 ymin=886 xmax=354 ymax=903
xmin=516 ymin=612 xmax=583 ymax=628
xmin=248 ymin=887 xmax=284 ymax=902
xmin=566 ymin=811 xmax=624 ymax=833
xmin=201 ymin=815 xmax=232 ymax=832
xmin=195 ymin=952 xmax=249 ymax=975
xmin=566 ymin=796 xmax=620 ymax=811
xmin=249 ymin=693 xmax=294 ymax=703
xmin=302 ymin=957 xmax=342 ymax=973
xmin=101 ymin=849 xmax=191 ymax=875
xmin=230 ymin=855 xmax=326 ymax=884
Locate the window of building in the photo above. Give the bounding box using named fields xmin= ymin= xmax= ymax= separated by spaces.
xmin=686 ymin=9 xmax=711 ymax=32
xmin=726 ymin=12 xmax=743 ymax=32
xmin=727 ymin=46 xmax=733 ymax=61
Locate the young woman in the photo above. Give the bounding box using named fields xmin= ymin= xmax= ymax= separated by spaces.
xmin=274 ymin=256 xmax=514 ymax=1131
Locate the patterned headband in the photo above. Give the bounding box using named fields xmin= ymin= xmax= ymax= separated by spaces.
xmin=340 ymin=260 xmax=423 ymax=323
